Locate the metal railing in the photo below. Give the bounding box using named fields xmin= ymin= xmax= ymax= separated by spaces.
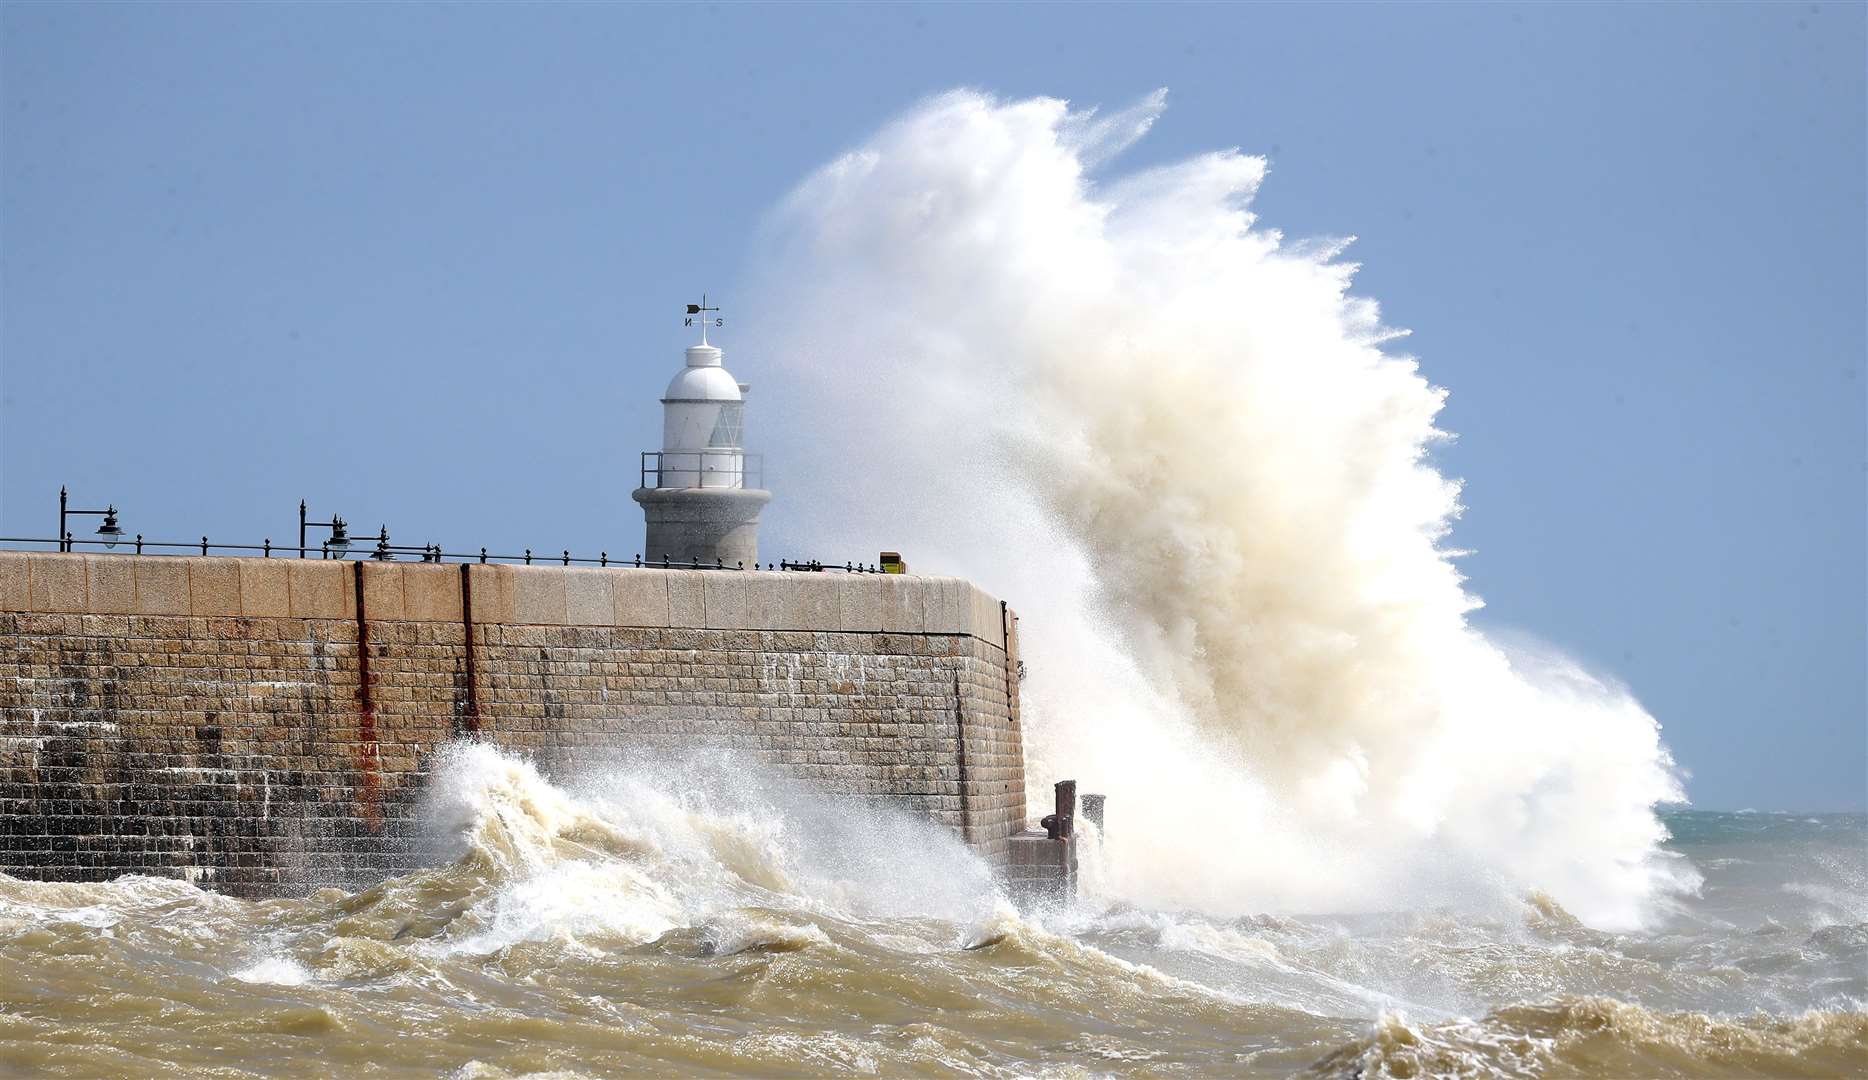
xmin=0 ymin=534 xmax=890 ymax=573
xmin=639 ymin=450 xmax=765 ymax=490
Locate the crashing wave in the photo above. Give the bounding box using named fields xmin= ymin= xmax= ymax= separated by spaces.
xmin=751 ymin=89 xmax=1693 ymax=930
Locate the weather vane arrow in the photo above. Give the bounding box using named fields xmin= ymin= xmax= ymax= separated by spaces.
xmin=684 ymin=294 xmax=722 ymax=343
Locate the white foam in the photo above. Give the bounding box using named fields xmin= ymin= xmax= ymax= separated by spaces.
xmin=231 ymin=956 xmax=312 ymax=986
xmin=413 ymin=742 xmax=999 ymax=956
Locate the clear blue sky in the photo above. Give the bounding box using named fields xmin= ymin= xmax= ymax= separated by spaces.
xmin=2 ymin=3 xmax=1861 ymax=810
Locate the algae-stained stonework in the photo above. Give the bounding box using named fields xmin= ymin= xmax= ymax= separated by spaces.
xmin=0 ymin=552 xmax=1024 ymax=897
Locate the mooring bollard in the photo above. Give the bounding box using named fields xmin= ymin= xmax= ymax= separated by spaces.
xmin=1081 ymin=793 xmax=1106 ymax=833
xmin=1042 ymin=779 xmax=1077 ymax=840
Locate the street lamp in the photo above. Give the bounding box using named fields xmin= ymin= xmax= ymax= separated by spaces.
xmin=60 ymin=487 xmax=125 ymax=551
xmin=299 ymin=501 xmax=352 ymax=558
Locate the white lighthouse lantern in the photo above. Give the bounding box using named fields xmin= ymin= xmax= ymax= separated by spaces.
xmin=659 ymin=342 xmax=747 ymax=489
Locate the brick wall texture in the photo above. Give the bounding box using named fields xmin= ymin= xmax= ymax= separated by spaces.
xmin=0 ymin=553 xmax=1025 ymax=898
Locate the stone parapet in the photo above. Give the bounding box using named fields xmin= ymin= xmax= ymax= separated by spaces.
xmin=0 ymin=553 xmax=1010 ymax=643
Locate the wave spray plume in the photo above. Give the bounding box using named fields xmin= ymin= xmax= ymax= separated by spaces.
xmin=750 ymin=90 xmax=1692 ymax=929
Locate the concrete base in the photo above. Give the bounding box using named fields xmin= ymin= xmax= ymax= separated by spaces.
xmin=631 ymin=486 xmax=771 ymax=567
xmin=1003 ymin=827 xmax=1077 ymax=908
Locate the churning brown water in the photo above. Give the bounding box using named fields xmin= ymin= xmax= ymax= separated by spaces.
xmin=0 ymin=743 xmax=1861 ymax=1078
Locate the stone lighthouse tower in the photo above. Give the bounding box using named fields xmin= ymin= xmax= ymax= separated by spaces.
xmin=631 ymin=299 xmax=770 ymax=566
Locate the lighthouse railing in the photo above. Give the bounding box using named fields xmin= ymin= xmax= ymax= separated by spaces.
xmin=640 ymin=451 xmax=764 ymax=491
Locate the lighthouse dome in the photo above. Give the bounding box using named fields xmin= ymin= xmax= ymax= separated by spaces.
xmin=663 ymin=364 xmax=743 ymax=403
xmin=663 ymin=343 xmax=743 ymax=402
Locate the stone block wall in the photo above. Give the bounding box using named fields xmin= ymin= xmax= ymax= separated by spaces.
xmin=0 ymin=552 xmax=1025 ymax=897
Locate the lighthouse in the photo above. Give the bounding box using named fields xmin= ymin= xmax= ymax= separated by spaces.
xmin=631 ymin=298 xmax=771 ymax=566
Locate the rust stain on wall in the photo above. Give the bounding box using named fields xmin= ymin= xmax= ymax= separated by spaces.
xmin=351 ymin=563 xmax=383 ymax=832
xmin=457 ymin=563 xmax=481 ymax=738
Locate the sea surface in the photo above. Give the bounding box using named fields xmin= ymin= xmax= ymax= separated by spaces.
xmin=0 ymin=744 xmax=1861 ymax=1079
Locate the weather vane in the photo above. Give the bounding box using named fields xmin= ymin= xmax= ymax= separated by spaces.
xmin=684 ymin=294 xmax=722 ymax=343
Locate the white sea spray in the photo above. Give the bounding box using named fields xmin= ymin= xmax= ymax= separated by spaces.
xmin=749 ymin=89 xmax=1694 ymax=930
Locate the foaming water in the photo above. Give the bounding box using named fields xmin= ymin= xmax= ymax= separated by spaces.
xmin=409 ymin=741 xmax=1002 ymax=956
xmin=1305 ymin=999 xmax=1868 ymax=1080
xmin=750 ymin=90 xmax=1690 ymax=930
xmin=0 ymin=746 xmax=1859 ymax=1077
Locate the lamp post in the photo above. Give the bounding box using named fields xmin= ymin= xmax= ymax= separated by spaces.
xmin=299 ymin=501 xmax=352 ymax=559
xmin=59 ymin=486 xmax=124 ymax=552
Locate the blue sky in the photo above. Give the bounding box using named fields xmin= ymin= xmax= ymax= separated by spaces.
xmin=2 ymin=3 xmax=1861 ymax=810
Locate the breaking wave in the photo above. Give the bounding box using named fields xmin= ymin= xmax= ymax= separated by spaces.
xmin=750 ymin=89 xmax=1693 ymax=929
xmin=404 ymin=740 xmax=1004 ymax=956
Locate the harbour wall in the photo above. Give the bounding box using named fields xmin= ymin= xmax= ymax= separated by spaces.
xmin=0 ymin=552 xmax=1025 ymax=897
